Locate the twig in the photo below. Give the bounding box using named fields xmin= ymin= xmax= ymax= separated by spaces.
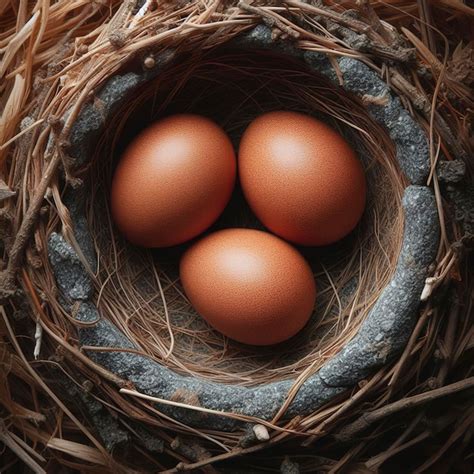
xmin=0 ymin=146 xmax=60 ymax=299
xmin=162 ymin=442 xmax=273 ymax=473
xmin=302 ymin=370 xmax=385 ymax=446
xmin=417 ymin=0 xmax=437 ymax=55
xmin=0 ymin=421 xmax=46 ymax=474
xmin=286 ymin=0 xmax=414 ymax=62
xmin=437 ymin=291 xmax=460 ymax=385
xmin=170 ymin=436 xmax=218 ymax=474
xmin=413 ymin=409 xmax=474 ymax=473
xmin=355 ymin=0 xmax=396 ymax=43
xmin=285 ymin=0 xmax=373 ymax=36
xmin=364 ymin=412 xmax=424 ymax=469
xmin=129 ymin=0 xmax=153 ymax=29
xmin=328 ymin=441 xmax=366 ymax=473
xmin=21 ymin=270 xmax=127 ymax=387
xmin=366 ymin=430 xmax=431 ymax=469
xmin=120 ymin=388 xmax=298 ymax=434
xmin=0 ymin=306 xmax=111 ymax=462
xmin=335 ymin=377 xmax=474 ymax=441
xmin=238 ymin=1 xmax=300 ymax=39
xmin=389 ymin=68 xmax=431 ymax=114
xmin=0 ymin=118 xmax=44 ymax=151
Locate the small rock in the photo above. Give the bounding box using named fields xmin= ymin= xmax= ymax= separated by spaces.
xmin=437 ymin=159 xmax=466 ymax=183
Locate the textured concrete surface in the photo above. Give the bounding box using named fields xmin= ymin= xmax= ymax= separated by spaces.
xmin=334 ymin=57 xmax=430 ymax=185
xmin=59 ymin=373 xmax=131 ymax=453
xmin=437 ymin=159 xmax=466 ymax=184
xmin=231 ymin=24 xmax=303 ymax=58
xmin=318 ymin=186 xmax=439 ymax=386
xmin=48 ymin=25 xmax=440 ymax=432
xmin=447 ymin=184 xmax=474 ymax=237
xmin=69 ymin=73 xmax=144 ymax=167
xmin=48 ymin=232 xmax=93 ymax=302
xmin=303 ymin=50 xmax=338 ymax=83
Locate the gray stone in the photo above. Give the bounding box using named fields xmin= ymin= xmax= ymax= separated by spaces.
xmin=230 ymin=24 xmax=302 ymax=58
xmin=286 ymin=373 xmax=345 ymax=417
xmin=338 ymin=56 xmax=389 ymax=97
xmin=76 ymin=302 xmax=136 ymax=351
xmin=56 ymin=371 xmax=130 ymax=453
xmin=336 ymin=57 xmax=430 ymax=185
xmin=447 ymin=183 xmax=474 ymax=237
xmin=68 ymin=105 xmax=103 ymax=167
xmin=303 ymin=51 xmax=338 ymax=83
xmin=69 ymin=72 xmax=144 ymax=167
xmin=388 ymin=108 xmax=430 ymax=185
xmin=63 ymin=191 xmax=96 ymax=268
xmin=437 ymin=159 xmax=466 ymax=183
xmin=97 ymin=74 xmax=143 ymax=109
xmin=280 ymin=457 xmax=300 ymax=474
xmin=48 ymin=232 xmax=93 ymax=301
xmin=367 ymin=95 xmax=403 ymax=126
xmin=133 ymin=425 xmax=164 ymax=453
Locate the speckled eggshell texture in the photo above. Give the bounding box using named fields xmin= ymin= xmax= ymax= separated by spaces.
xmin=239 ymin=111 xmax=366 ymax=246
xmin=180 ymin=228 xmax=317 ymax=345
xmin=111 ymin=114 xmax=236 ymax=248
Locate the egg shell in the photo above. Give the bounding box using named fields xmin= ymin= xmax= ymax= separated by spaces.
xmin=180 ymin=228 xmax=316 ymax=346
xmin=111 ymin=114 xmax=236 ymax=248
xmin=239 ymin=111 xmax=366 ymax=246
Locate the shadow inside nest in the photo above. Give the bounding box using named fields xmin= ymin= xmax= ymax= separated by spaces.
xmin=86 ymin=49 xmax=403 ymax=386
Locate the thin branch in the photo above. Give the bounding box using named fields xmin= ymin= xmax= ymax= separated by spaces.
xmin=335 ymin=377 xmax=474 ymax=441
xmin=238 ymin=1 xmax=300 ymax=39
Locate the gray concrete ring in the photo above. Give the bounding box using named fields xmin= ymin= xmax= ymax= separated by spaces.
xmin=48 ymin=25 xmax=439 ymax=432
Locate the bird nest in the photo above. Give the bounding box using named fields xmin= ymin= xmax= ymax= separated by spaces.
xmin=1 ymin=2 xmax=473 ymax=473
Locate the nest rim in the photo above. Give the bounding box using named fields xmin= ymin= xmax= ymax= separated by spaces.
xmin=45 ymin=25 xmax=440 ymax=432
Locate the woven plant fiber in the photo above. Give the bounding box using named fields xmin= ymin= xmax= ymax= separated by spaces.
xmin=0 ymin=1 xmax=473 ymax=473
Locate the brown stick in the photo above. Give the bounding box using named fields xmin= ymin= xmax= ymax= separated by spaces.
xmin=0 ymin=143 xmax=59 ymax=298
xmin=0 ymin=421 xmax=46 ymax=474
xmin=285 ymin=0 xmax=373 ymax=36
xmin=162 ymin=442 xmax=269 ymax=473
xmin=285 ymin=0 xmax=414 ymax=62
xmin=366 ymin=430 xmax=431 ymax=469
xmin=335 ymin=376 xmax=474 ymax=441
xmin=413 ymin=409 xmax=474 ymax=473
xmin=390 ymin=68 xmax=431 ymax=114
xmin=437 ymin=292 xmax=460 ymax=385
xmin=238 ymin=1 xmax=300 ymax=39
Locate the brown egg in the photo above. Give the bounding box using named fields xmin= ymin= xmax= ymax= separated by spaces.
xmin=239 ymin=111 xmax=366 ymax=246
xmin=180 ymin=228 xmax=316 ymax=345
xmin=111 ymin=114 xmax=236 ymax=247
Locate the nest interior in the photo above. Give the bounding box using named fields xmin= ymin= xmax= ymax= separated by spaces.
xmin=85 ymin=48 xmax=405 ymax=387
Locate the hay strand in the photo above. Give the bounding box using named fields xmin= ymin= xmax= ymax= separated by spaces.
xmin=1 ymin=1 xmax=472 ymax=472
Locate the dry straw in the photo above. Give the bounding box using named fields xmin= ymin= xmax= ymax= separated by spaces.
xmin=1 ymin=1 xmax=473 ymax=473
